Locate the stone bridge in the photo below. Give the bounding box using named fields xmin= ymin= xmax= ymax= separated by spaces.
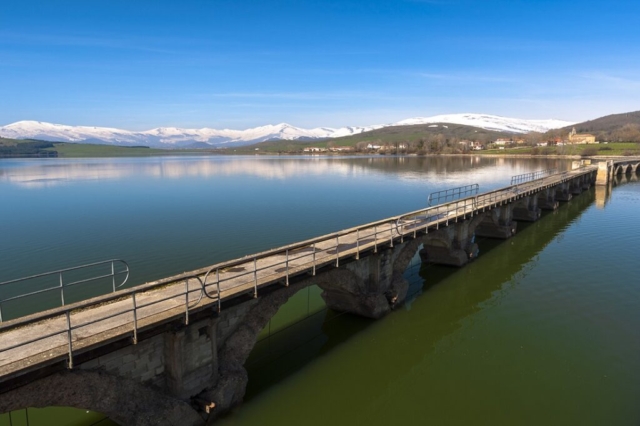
xmin=596 ymin=157 xmax=640 ymax=185
xmin=0 ymin=163 xmax=625 ymax=425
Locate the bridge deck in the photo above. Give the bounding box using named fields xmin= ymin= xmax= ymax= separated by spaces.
xmin=0 ymin=166 xmax=597 ymax=381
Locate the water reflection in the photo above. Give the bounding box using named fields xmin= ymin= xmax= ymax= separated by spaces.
xmin=595 ymin=184 xmax=612 ymax=209
xmin=0 ymin=156 xmax=570 ymax=188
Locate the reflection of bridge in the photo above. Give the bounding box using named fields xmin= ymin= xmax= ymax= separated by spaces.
xmin=1 ymin=162 xmax=635 ymax=426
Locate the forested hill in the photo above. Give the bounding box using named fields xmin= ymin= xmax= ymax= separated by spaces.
xmin=557 ymin=110 xmax=640 ymax=142
xmin=0 ymin=138 xmax=58 ymax=158
xmin=323 ymin=123 xmax=515 ymax=146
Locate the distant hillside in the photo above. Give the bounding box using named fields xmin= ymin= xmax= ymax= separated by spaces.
xmin=324 ymin=122 xmax=514 ymax=145
xmin=237 ymin=123 xmax=516 ymax=153
xmin=557 ymin=110 xmax=640 ymax=142
xmin=564 ymin=111 xmax=640 ymax=133
xmin=0 ymin=137 xmax=58 ymax=158
xmin=0 ymin=137 xmax=171 ymax=158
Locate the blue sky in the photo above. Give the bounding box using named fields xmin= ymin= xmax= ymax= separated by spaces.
xmin=1 ymin=0 xmax=639 ymax=130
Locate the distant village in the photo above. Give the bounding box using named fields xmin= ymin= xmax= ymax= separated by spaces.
xmin=302 ymin=127 xmax=598 ymax=154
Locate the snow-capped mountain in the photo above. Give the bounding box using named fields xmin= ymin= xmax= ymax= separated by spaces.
xmin=0 ymin=114 xmax=573 ymax=148
xmin=395 ymin=114 xmax=573 ymax=134
xmin=0 ymin=121 xmax=382 ymax=148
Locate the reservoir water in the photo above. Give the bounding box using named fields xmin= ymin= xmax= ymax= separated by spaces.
xmin=1 ymin=155 xmax=639 ymax=425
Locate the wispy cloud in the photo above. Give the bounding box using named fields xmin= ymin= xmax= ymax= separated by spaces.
xmin=414 ymin=72 xmax=519 ymax=84
xmin=580 ymin=72 xmax=640 ymax=91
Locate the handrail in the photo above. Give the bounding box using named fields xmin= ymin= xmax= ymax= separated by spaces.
xmin=510 ymin=168 xmax=557 ymax=186
xmin=428 ymin=184 xmax=479 ymax=206
xmin=0 ymin=166 xmax=598 ymax=373
xmin=0 ymin=259 xmax=130 ymax=322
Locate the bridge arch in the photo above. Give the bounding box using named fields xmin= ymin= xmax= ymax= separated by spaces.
xmin=615 ymin=165 xmax=626 ymax=175
xmin=199 ymin=236 xmax=425 ymax=420
xmin=0 ymin=369 xmax=203 ymax=426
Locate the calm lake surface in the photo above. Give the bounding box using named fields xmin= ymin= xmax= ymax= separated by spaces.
xmin=1 ymin=155 xmax=639 ymax=426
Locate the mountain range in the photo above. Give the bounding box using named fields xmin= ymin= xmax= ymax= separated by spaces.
xmin=0 ymin=114 xmax=574 ymax=149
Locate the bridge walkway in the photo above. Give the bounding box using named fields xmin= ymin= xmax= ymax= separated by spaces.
xmin=0 ymin=166 xmax=597 ymax=380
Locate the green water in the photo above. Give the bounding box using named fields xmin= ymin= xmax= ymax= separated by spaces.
xmin=0 ymin=407 xmax=117 ymax=426
xmin=1 ymin=156 xmax=639 ymax=425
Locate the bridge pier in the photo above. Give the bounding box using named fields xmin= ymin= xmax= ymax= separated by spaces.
xmin=537 ymin=188 xmax=559 ymax=210
xmin=315 ymin=239 xmax=418 ymax=319
xmin=570 ymin=175 xmax=586 ymax=195
xmin=419 ymin=217 xmax=481 ymax=266
xmin=554 ymin=182 xmax=573 ymax=202
xmin=164 ymin=317 xmax=219 ymax=400
xmin=512 ymin=195 xmax=541 ymax=222
xmin=475 ymin=206 xmax=517 ymax=239
xmin=596 ymin=160 xmax=614 ymax=185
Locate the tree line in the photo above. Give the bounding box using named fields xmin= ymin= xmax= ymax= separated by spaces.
xmin=0 ymin=141 xmax=58 ymax=158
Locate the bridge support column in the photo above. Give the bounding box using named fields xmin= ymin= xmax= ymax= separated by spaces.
xmin=537 ymin=188 xmax=559 ymax=210
xmin=475 ymin=206 xmax=517 ymax=239
xmin=164 ymin=318 xmax=219 ymax=401
xmin=420 ymin=217 xmax=482 ymax=266
xmin=554 ymin=182 xmax=573 ymax=202
xmin=318 ymin=238 xmax=419 ymax=319
xmin=570 ymin=176 xmax=584 ymax=195
xmin=512 ymin=195 xmax=541 ymax=222
xmin=596 ymin=160 xmax=613 ymax=185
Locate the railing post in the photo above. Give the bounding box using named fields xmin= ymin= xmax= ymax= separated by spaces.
xmin=356 ymin=229 xmax=360 ymax=260
xmin=285 ymin=249 xmax=290 ymax=286
xmin=253 ymin=257 xmax=258 ymax=298
xmin=389 ymin=222 xmax=393 ymax=247
xmin=132 ymin=292 xmax=138 ymax=344
xmin=374 ymin=225 xmax=378 ymax=253
xmin=65 ymin=311 xmax=74 ymax=369
xmin=111 ymin=261 xmax=116 ymax=293
xmin=59 ymin=272 xmax=65 ymax=306
xmin=216 ymin=268 xmax=221 ymax=313
xmin=184 ymin=279 xmax=190 ymax=325
xmin=0 ymin=303 xmax=3 ymax=322
xmin=312 ymin=243 xmax=316 ymax=275
xmin=335 ymin=236 xmax=339 ymax=267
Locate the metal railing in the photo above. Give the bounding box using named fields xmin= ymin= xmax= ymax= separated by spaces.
xmin=0 ymin=166 xmax=598 ymax=374
xmin=510 ymin=169 xmax=557 ymax=186
xmin=0 ymin=259 xmax=130 ymax=322
xmin=428 ymin=184 xmax=479 ymax=206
